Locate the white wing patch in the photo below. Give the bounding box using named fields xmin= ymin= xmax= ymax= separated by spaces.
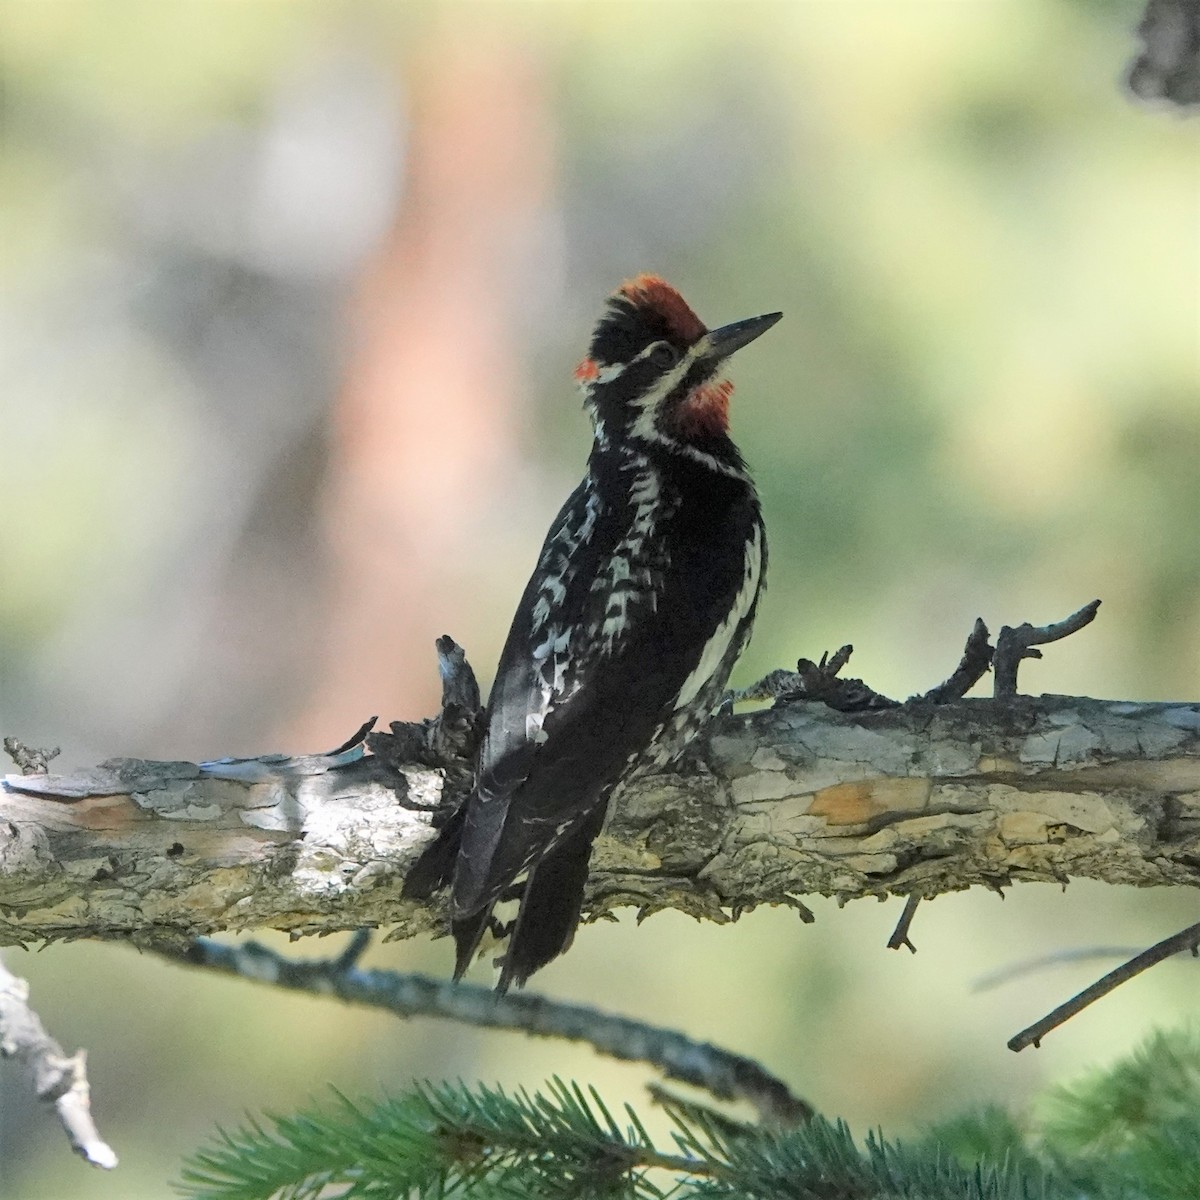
xmin=526 ymin=483 xmax=605 ymax=738
xmin=673 ymin=522 xmax=762 ymax=711
xmin=525 ymin=711 xmax=549 ymax=744
xmin=531 ymin=486 xmax=602 ymax=633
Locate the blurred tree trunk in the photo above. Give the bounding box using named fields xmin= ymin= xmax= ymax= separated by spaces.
xmin=286 ymin=33 xmax=556 ymax=750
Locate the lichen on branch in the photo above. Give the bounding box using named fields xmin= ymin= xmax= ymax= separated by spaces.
xmin=3 ymin=694 xmax=1198 ymax=947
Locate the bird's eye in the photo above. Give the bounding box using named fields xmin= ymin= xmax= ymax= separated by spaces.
xmin=649 ymin=342 xmax=679 ymax=369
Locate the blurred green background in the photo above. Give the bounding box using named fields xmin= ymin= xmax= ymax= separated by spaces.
xmin=1 ymin=2 xmax=1197 ymax=1197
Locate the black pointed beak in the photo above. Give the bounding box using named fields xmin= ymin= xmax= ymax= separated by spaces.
xmin=698 ymin=311 xmax=782 ymax=363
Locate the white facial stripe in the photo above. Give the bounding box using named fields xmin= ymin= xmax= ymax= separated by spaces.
xmin=626 ymin=335 xmax=726 ymax=437
xmin=585 ymin=338 xmax=705 ymax=399
xmin=582 ymin=340 xmax=750 ymax=475
xmin=635 ymin=340 xmax=705 ymax=399
xmin=673 ymin=523 xmax=762 ymax=711
xmin=576 ymin=361 xmax=626 ymax=397
xmin=629 ymin=369 xmax=689 ymax=439
xmin=637 ymin=430 xmax=751 ymax=480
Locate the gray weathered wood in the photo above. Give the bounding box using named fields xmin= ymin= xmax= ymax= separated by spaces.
xmin=2 ymin=697 xmax=1198 ymax=947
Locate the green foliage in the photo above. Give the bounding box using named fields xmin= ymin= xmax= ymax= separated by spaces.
xmin=181 ymin=1080 xmax=1067 ymax=1200
xmin=670 ymin=1107 xmax=1060 ymax=1200
xmin=177 ymin=1027 xmax=1200 ymax=1200
xmin=927 ymin=1106 xmax=1045 ymax=1181
xmin=181 ymin=1026 xmax=1200 ymax=1199
xmin=180 ymin=1079 xmax=674 ymax=1200
xmin=1036 ymin=1026 xmax=1200 ymax=1200
xmin=934 ymin=1026 xmax=1200 ymax=1200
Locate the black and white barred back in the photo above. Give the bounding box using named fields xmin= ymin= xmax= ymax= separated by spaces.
xmin=403 ymin=276 xmax=780 ymax=992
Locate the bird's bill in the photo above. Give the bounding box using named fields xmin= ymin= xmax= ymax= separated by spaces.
xmin=697 ymin=311 xmax=782 ymax=363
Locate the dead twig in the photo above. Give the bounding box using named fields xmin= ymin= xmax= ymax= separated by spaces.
xmin=1008 ymin=919 xmax=1200 ymax=1051
xmin=887 ymin=894 xmax=923 ymax=953
xmin=0 ymin=736 xmax=116 ymax=1167
xmin=973 ymin=946 xmax=1157 ymax=992
xmin=727 ymin=646 xmax=900 ymax=714
xmin=0 ymin=956 xmax=117 ymax=1169
xmin=733 ymin=602 xmax=1097 ymax=716
xmin=3 ymin=738 xmax=61 ymax=776
xmin=790 ymin=646 xmax=900 ymax=712
xmin=368 ymin=635 xmax=483 ymax=798
xmin=993 ymin=601 xmax=1102 ymax=699
xmin=916 ymin=618 xmax=993 ymax=704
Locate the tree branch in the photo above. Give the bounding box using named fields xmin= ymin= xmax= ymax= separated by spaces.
xmin=1128 ymin=0 xmax=1200 ymax=108
xmin=1008 ymin=919 xmax=1200 ymax=1051
xmin=993 ymin=601 xmax=1101 ymax=699
xmin=0 ymin=954 xmax=118 ymax=1168
xmin=886 ymin=893 xmax=923 ymax=953
xmin=3 ymin=695 xmax=1198 ymax=946
xmin=158 ymin=933 xmax=811 ymax=1125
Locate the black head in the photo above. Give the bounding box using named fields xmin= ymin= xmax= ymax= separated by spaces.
xmin=575 ymin=275 xmax=780 ymax=462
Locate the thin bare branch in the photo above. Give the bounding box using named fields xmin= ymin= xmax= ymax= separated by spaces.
xmin=159 ymin=935 xmax=812 ymax=1125
xmin=917 ymin=618 xmax=993 ymax=704
xmin=0 ymin=956 xmax=117 ymax=1169
xmin=973 ymin=946 xmax=1164 ymax=992
xmin=1008 ymin=919 xmax=1200 ymax=1051
xmin=993 ymin=600 xmax=1101 ymax=698
xmin=887 ymin=894 xmax=923 ymax=953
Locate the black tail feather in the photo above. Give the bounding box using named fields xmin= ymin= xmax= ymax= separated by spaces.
xmin=408 ymin=800 xmax=607 ymax=992
xmin=401 ymin=806 xmax=466 ymax=900
xmin=496 ymin=805 xmax=607 ymax=994
xmin=452 ymin=907 xmax=494 ymax=981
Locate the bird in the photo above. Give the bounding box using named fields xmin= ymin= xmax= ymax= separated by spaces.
xmin=403 ymin=275 xmax=781 ymax=992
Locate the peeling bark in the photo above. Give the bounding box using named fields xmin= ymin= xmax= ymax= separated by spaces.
xmin=2 ymin=697 xmax=1198 ymax=947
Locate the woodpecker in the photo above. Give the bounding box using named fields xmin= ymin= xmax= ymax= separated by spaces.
xmin=403 ymin=275 xmax=780 ymax=992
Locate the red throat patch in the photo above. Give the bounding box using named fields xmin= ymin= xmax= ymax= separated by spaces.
xmin=574 ymin=357 xmax=599 ymax=382
xmin=618 ymin=274 xmax=706 ymax=344
xmin=676 ymin=377 xmax=734 ymax=439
